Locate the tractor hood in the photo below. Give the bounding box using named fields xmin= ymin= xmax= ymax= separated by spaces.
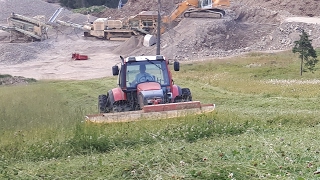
xmin=137 ymin=82 xmax=164 ymax=106
xmin=137 ymin=82 xmax=161 ymax=91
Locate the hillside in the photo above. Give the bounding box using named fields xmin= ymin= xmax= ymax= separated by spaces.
xmin=97 ymin=0 xmax=320 ymax=19
xmin=1 ymin=51 xmax=320 ymax=179
xmin=98 ymin=0 xmax=320 ymax=60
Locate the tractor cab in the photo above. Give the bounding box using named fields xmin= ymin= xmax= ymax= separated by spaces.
xmin=112 ymin=55 xmax=179 ymax=91
xmin=102 ymin=55 xmax=186 ymax=113
xmin=94 ymin=55 xmax=199 ymax=116
xmin=89 ymin=55 xmax=214 ymax=122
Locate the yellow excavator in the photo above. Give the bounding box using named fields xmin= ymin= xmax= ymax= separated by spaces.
xmin=143 ymin=0 xmax=230 ymax=45
xmin=162 ymin=0 xmax=230 ymax=24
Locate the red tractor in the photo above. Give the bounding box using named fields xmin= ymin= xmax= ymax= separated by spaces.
xmin=98 ymin=55 xmax=193 ymax=113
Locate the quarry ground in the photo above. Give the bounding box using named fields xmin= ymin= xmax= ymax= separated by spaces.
xmin=1 ymin=0 xmax=320 ymax=82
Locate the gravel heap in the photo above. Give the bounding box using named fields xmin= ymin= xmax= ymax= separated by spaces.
xmin=0 ymin=0 xmax=90 ymax=65
xmin=110 ymin=0 xmax=320 ymax=60
xmin=97 ymin=0 xmax=320 ymax=20
xmin=233 ymin=0 xmax=320 ymax=17
xmin=0 ymin=0 xmax=90 ymax=24
xmin=0 ymin=0 xmax=61 ymax=24
xmin=160 ymin=18 xmax=320 ymax=61
xmin=0 ymin=42 xmax=52 ymax=65
xmin=95 ymin=0 xmax=178 ymax=19
xmin=1 ymin=0 xmax=320 ymax=65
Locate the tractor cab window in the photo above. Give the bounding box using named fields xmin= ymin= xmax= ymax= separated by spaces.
xmin=126 ymin=60 xmax=169 ymax=88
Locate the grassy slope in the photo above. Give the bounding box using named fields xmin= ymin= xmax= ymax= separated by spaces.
xmin=1 ymin=50 xmax=320 ymax=179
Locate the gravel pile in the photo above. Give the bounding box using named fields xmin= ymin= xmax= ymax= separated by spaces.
xmin=265 ymin=22 xmax=320 ymax=51
xmin=168 ymin=18 xmax=320 ymax=61
xmin=232 ymin=0 xmax=320 ymax=17
xmin=1 ymin=0 xmax=320 ymax=66
xmin=0 ymin=42 xmax=52 ymax=65
xmin=0 ymin=0 xmax=89 ymax=24
xmin=113 ymin=1 xmax=320 ymax=61
xmin=0 ymin=0 xmax=62 ymax=24
xmin=96 ymin=0 xmax=179 ymax=19
xmin=0 ymin=0 xmax=90 ymax=65
xmin=97 ymin=0 xmax=320 ymax=20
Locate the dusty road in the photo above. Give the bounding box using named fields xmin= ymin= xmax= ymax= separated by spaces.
xmin=0 ymin=37 xmax=122 ymax=80
xmin=1 ymin=15 xmax=320 ymax=81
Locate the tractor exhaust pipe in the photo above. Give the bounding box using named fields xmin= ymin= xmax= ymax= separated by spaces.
xmin=156 ymin=0 xmax=161 ymax=55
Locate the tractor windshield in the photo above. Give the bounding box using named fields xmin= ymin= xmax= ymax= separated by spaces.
xmin=126 ymin=60 xmax=169 ymax=88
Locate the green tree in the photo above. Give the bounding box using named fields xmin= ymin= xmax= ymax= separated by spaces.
xmin=59 ymin=0 xmax=119 ymax=8
xmin=292 ymin=30 xmax=319 ymax=76
xmin=104 ymin=0 xmax=120 ymax=8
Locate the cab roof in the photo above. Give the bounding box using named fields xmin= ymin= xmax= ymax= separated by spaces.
xmin=125 ymin=55 xmax=165 ymax=62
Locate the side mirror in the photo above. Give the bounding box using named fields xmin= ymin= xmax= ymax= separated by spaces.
xmin=112 ymin=65 xmax=119 ymax=76
xmin=174 ymin=61 xmax=180 ymax=71
xmin=120 ymin=56 xmax=124 ymax=64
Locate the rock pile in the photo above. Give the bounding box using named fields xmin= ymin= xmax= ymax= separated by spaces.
xmin=109 ymin=0 xmax=320 ymax=60
xmin=0 ymin=0 xmax=90 ymax=65
xmin=0 ymin=0 xmax=90 ymax=24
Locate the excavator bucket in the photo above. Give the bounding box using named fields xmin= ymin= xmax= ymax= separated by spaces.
xmin=85 ymin=101 xmax=215 ymax=123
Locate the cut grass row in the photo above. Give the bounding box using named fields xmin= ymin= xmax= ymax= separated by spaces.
xmin=6 ymin=126 xmax=320 ymax=179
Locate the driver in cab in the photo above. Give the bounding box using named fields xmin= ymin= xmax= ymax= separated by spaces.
xmin=132 ymin=65 xmax=154 ymax=85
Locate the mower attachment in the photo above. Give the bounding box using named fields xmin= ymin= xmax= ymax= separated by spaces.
xmin=85 ymin=101 xmax=215 ymax=123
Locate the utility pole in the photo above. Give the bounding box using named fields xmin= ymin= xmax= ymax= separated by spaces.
xmin=156 ymin=0 xmax=161 ymax=55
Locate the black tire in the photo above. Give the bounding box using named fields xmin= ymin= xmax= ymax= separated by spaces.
xmin=98 ymin=94 xmax=108 ymax=113
xmin=138 ymin=93 xmax=145 ymax=109
xmin=181 ymin=88 xmax=192 ymax=101
xmin=184 ymin=12 xmax=190 ymax=18
xmin=112 ymin=100 xmax=126 ymax=112
xmin=112 ymin=102 xmax=122 ymax=112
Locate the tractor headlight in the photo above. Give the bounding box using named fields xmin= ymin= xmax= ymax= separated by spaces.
xmin=139 ymin=90 xmax=164 ymax=105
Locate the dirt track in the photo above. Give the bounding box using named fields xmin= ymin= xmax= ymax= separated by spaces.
xmin=1 ymin=0 xmax=320 ymax=81
xmin=0 ymin=37 xmax=121 ymax=80
xmin=0 ymin=40 xmax=120 ymax=80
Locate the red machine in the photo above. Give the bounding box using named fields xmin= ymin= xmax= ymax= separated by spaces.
xmin=72 ymin=53 xmax=88 ymax=60
xmin=86 ymin=55 xmax=215 ymax=123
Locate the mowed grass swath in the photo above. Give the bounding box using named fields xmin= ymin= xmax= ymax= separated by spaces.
xmin=1 ymin=50 xmax=320 ymax=179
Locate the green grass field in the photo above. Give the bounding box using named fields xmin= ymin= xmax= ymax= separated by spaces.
xmin=1 ymin=50 xmax=320 ymax=179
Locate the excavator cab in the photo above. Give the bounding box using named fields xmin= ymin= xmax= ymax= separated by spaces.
xmin=200 ymin=0 xmax=230 ymax=8
xmin=200 ymin=0 xmax=213 ymax=8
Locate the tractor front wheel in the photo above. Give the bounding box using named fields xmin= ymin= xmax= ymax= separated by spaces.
xmin=181 ymin=88 xmax=192 ymax=101
xmin=98 ymin=94 xmax=108 ymax=113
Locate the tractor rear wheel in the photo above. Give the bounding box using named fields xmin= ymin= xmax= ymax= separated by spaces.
xmin=112 ymin=100 xmax=127 ymax=112
xmin=98 ymin=94 xmax=108 ymax=113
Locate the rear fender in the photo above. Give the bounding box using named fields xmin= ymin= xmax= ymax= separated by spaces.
xmin=172 ymin=85 xmax=182 ymax=99
xmin=111 ymin=87 xmax=126 ymax=101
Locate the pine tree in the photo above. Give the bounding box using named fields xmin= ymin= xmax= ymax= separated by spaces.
xmin=292 ymin=30 xmax=319 ymax=76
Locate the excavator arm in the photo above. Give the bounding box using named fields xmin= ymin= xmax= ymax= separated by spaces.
xmin=162 ymin=0 xmax=199 ymax=24
xmin=160 ymin=0 xmax=230 ymax=33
